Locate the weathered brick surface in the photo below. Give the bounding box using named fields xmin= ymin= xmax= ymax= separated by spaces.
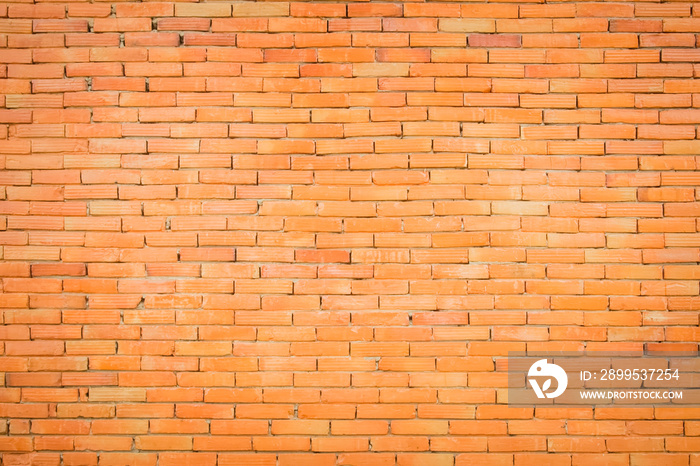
xmin=1 ymin=0 xmax=699 ymax=463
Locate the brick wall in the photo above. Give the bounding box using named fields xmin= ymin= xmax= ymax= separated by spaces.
xmin=1 ymin=1 xmax=700 ymax=464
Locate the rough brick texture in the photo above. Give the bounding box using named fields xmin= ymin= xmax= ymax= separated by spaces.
xmin=1 ymin=0 xmax=700 ymax=464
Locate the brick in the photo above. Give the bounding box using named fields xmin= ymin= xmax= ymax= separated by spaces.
xmin=0 ymin=1 xmax=698 ymax=459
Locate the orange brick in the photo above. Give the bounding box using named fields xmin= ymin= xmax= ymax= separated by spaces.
xmin=1 ymin=1 xmax=699 ymax=458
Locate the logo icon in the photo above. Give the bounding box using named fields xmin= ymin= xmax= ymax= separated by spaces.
xmin=527 ymin=359 xmax=568 ymax=399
